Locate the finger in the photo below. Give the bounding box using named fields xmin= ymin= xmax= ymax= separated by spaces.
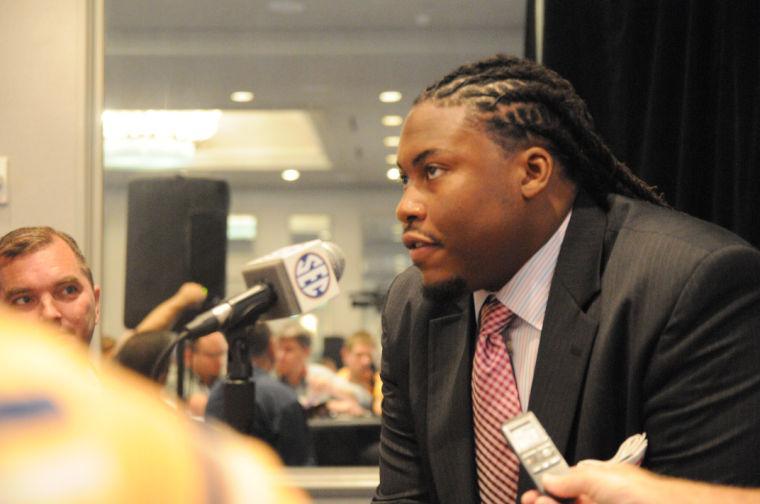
xmin=521 ymin=490 xmax=541 ymax=504
xmin=542 ymin=471 xmax=593 ymax=498
xmin=534 ymin=496 xmax=562 ymax=504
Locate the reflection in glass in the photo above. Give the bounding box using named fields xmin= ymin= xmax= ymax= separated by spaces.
xmin=102 ymin=0 xmax=527 ymax=474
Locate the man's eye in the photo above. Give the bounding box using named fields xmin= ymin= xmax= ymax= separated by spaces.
xmin=59 ymin=285 xmax=80 ymax=297
xmin=426 ymin=165 xmax=443 ymax=179
xmin=11 ymin=295 xmax=33 ymax=306
xmin=399 ymin=173 xmax=409 ymax=186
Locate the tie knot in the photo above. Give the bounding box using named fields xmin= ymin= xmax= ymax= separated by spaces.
xmin=480 ymin=295 xmax=511 ymax=327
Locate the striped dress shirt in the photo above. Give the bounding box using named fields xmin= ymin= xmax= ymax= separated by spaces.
xmin=473 ymin=210 xmax=572 ymax=410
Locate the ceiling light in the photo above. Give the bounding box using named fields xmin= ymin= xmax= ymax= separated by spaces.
xmin=382 ymin=115 xmax=403 ymax=127
xmin=103 ymin=110 xmax=331 ymax=171
xmin=383 ymin=136 xmax=400 ymax=148
xmin=230 ymin=91 xmax=254 ymax=103
xmin=415 ymin=13 xmax=432 ymax=27
xmin=299 ymin=313 xmax=318 ymax=334
xmin=379 ymin=91 xmax=402 ymax=103
xmin=102 ymin=109 xmax=222 ymax=142
xmin=386 ymin=167 xmax=401 ymax=181
xmin=102 ymin=109 xmax=222 ymax=169
xmin=385 ymin=153 xmax=397 ymax=165
xmin=282 ymin=169 xmax=300 ymax=182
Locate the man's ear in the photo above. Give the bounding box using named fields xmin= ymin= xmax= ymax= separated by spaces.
xmin=519 ymin=146 xmax=554 ymax=199
xmin=93 ymin=285 xmax=102 ymax=324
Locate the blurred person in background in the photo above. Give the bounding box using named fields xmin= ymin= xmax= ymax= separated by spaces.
xmin=206 ymin=322 xmax=315 ymax=466
xmin=114 ymin=330 xmax=177 ymax=386
xmin=117 ymin=281 xmax=207 ymax=345
xmin=100 ymin=334 xmax=117 ymax=358
xmin=275 ymin=323 xmax=368 ymax=417
xmin=337 ymin=330 xmax=383 ymax=416
xmin=165 ymin=330 xmax=228 ymax=416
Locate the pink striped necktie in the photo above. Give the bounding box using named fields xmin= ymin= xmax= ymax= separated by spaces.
xmin=472 ymin=295 xmax=521 ymax=503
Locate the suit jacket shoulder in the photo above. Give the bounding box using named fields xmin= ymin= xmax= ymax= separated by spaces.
xmin=540 ymin=193 xmax=760 ymax=486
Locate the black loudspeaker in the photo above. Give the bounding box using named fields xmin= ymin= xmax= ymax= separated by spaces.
xmin=124 ymin=176 xmax=230 ymax=329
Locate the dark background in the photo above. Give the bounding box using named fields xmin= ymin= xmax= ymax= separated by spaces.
xmin=527 ymin=0 xmax=760 ymax=247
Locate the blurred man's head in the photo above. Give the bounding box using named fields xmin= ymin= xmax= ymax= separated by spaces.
xmin=226 ymin=322 xmax=274 ymax=372
xmin=274 ymin=323 xmax=312 ymax=387
xmin=341 ymin=331 xmax=376 ymax=386
xmin=115 ymin=330 xmax=177 ymax=385
xmin=186 ymin=331 xmax=227 ymax=387
xmin=0 ymin=227 xmax=100 ymax=345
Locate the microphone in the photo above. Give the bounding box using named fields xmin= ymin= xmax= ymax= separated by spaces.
xmin=242 ymin=239 xmax=345 ymax=320
xmin=181 ymin=240 xmax=345 ymax=338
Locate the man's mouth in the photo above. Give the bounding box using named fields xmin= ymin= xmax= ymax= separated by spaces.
xmin=408 ymin=241 xmax=429 ymax=249
xmin=401 ymin=231 xmax=441 ymax=250
xmin=402 ymin=231 xmax=443 ymax=264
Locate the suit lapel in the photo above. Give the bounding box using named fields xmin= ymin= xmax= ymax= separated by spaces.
xmin=517 ymin=194 xmax=607 ymax=495
xmin=427 ymin=295 xmax=479 ymax=504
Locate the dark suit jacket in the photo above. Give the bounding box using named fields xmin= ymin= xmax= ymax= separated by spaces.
xmin=374 ymin=193 xmax=760 ymax=503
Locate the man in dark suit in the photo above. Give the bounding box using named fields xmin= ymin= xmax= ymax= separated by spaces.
xmin=374 ymin=54 xmax=760 ymax=503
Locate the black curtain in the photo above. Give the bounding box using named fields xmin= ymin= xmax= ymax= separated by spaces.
xmin=530 ymin=0 xmax=760 ymax=247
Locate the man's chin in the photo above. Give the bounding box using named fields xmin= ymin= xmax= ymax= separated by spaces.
xmin=421 ymin=277 xmax=468 ymax=304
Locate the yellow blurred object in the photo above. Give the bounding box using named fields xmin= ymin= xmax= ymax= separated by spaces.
xmin=0 ymin=307 xmax=308 ymax=504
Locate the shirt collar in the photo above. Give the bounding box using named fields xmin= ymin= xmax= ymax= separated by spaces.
xmin=474 ymin=210 xmax=572 ymax=331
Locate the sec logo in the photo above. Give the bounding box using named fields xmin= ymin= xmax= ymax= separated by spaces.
xmin=295 ymin=252 xmax=331 ymax=298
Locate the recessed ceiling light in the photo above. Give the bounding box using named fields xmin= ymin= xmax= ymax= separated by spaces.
xmin=383 ymin=136 xmax=400 ymax=148
xmin=386 ymin=167 xmax=401 ymax=181
xmin=299 ymin=313 xmax=319 ymax=334
xmin=379 ymin=91 xmax=403 ymax=103
xmin=385 ymin=153 xmax=397 ymax=165
xmin=230 ymin=91 xmax=254 ymax=103
xmin=381 ymin=115 xmax=403 ymax=127
xmin=282 ymin=169 xmax=300 ymax=181
xmin=415 ymin=13 xmax=432 ymax=27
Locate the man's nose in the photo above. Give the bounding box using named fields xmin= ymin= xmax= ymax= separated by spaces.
xmin=39 ymin=295 xmax=62 ymax=322
xmin=396 ymin=187 xmax=426 ymax=224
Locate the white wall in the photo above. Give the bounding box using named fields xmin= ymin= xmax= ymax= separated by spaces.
xmin=102 ymin=184 xmax=402 ymax=352
xmin=0 ymin=0 xmax=101 ymax=248
xmin=0 ymin=0 xmax=103 ymax=348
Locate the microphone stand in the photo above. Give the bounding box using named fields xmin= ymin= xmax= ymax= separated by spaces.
xmin=168 ymin=325 xmax=257 ymax=430
xmin=157 ymin=284 xmax=276 ymax=432
xmin=221 ymin=314 xmax=260 ymax=434
xmin=218 ymin=287 xmax=276 ymax=433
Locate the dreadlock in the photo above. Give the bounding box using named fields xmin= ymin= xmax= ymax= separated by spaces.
xmin=415 ymin=54 xmax=667 ymax=207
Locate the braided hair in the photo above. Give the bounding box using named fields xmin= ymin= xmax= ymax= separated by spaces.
xmin=415 ymin=54 xmax=667 ymax=207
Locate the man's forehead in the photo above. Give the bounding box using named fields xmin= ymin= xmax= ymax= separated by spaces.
xmin=0 ymin=240 xmax=87 ymax=288
xmin=279 ymin=337 xmax=304 ymax=348
xmin=351 ymin=342 xmax=375 ymax=353
xmin=198 ymin=331 xmax=227 ymax=350
xmin=402 ymin=103 xmax=471 ymax=137
xmin=398 ymin=104 xmax=484 ymax=161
